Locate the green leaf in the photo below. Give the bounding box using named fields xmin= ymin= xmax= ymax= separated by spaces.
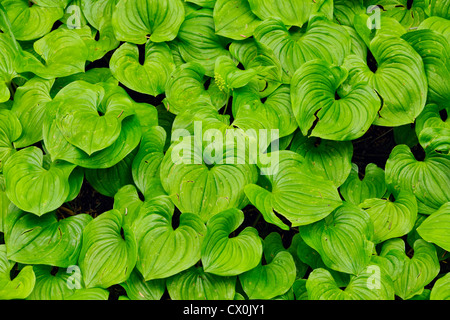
xmin=291 ymin=59 xmax=380 ymax=140
xmin=54 ymin=81 xmax=134 ymax=155
xmin=110 ymin=41 xmax=175 ymax=96
xmin=43 ymin=84 xmax=142 ymax=169
xmin=79 ymin=209 xmax=137 ymax=289
xmin=11 ymin=77 xmax=53 ymax=149
xmin=430 ymin=273 xmax=450 ymax=300
xmin=244 ymin=151 xmax=342 ymax=230
xmin=5 ymin=210 xmax=92 ymax=267
xmin=3 ymin=147 xmax=77 ymax=216
xmin=213 ymin=0 xmax=261 ymax=40
xmin=254 ymin=16 xmax=352 ymax=81
xmin=134 ymin=196 xmax=206 ymax=280
xmin=16 ymin=28 xmax=89 ymax=79
xmin=0 ymin=245 xmax=35 ymax=300
xmin=392 ymin=239 xmax=440 ymax=300
xmin=239 ymin=250 xmax=296 ymax=300
xmin=121 ymin=268 xmax=165 ymax=300
xmin=112 ymin=0 xmax=185 ymax=44
xmin=85 ymin=150 xmax=135 ymax=197
xmin=160 ymin=135 xmax=258 ymax=222
xmin=359 ymin=190 xmax=418 ymax=244
xmin=201 ymin=208 xmax=262 ymax=276
xmin=306 ymin=264 xmax=395 ymax=300
xmin=167 ymin=266 xmax=236 ymax=300
xmin=385 ymin=144 xmax=450 ymax=214
xmin=0 ymin=0 xmax=63 ymax=41
xmin=419 ymin=16 xmax=450 ymax=44
xmin=343 ymin=34 xmax=427 ymax=127
xmin=299 ymin=203 xmax=375 ymax=275
xmin=174 ymin=8 xmax=231 ymax=77
xmin=26 ymin=265 xmax=75 ymax=300
xmin=340 ymin=163 xmax=387 ymax=205
xmin=290 ymin=133 xmax=353 ymax=187
xmin=0 ymin=109 xmax=21 ymax=172
xmin=417 ymin=202 xmax=450 ymax=252
xmin=163 ymin=62 xmax=226 ymax=114
xmin=402 ymin=29 xmax=450 ymax=108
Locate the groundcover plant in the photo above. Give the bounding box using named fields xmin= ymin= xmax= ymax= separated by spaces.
xmin=0 ymin=0 xmax=449 ymax=301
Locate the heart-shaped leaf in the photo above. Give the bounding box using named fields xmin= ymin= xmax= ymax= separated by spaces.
xmin=16 ymin=28 xmax=89 ymax=79
xmin=359 ymin=190 xmax=418 ymax=244
xmin=79 ymin=209 xmax=137 ymax=289
xmin=391 ymin=239 xmax=440 ymax=300
xmin=0 ymin=245 xmax=35 ymax=300
xmin=133 ymin=196 xmax=206 ymax=280
xmin=110 ymin=41 xmax=175 ymax=96
xmin=299 ymin=203 xmax=375 ymax=275
xmin=4 ymin=209 xmax=92 ymax=267
xmin=385 ymin=144 xmax=450 ymax=214
xmin=201 ymin=208 xmax=262 ymax=276
xmin=340 ymin=163 xmax=387 ymax=206
xmin=291 ymin=59 xmax=380 ymax=141
xmin=343 ymin=34 xmax=427 ymax=127
xmin=112 ymin=0 xmax=185 ymax=44
xmin=244 ymin=151 xmax=342 ymax=230
xmin=160 ymin=135 xmax=258 ymax=222
xmin=254 ymin=16 xmax=351 ymax=81
xmin=121 ymin=268 xmax=166 ymax=300
xmin=239 ymin=250 xmax=296 ymax=300
xmin=26 ymin=265 xmax=75 ymax=300
xmin=3 ymin=147 xmax=77 ymax=216
xmin=166 ymin=266 xmax=236 ymax=300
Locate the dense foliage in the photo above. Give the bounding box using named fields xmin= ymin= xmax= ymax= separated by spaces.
xmin=0 ymin=0 xmax=449 ymax=300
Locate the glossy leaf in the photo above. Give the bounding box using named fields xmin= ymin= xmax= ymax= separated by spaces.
xmin=3 ymin=147 xmax=77 ymax=216
xmin=244 ymin=151 xmax=342 ymax=230
xmin=417 ymin=202 xmax=450 ymax=252
xmin=299 ymin=203 xmax=375 ymax=275
xmin=0 ymin=245 xmax=35 ymax=300
xmin=110 ymin=41 xmax=175 ymax=96
xmin=167 ymin=266 xmax=236 ymax=300
xmin=112 ymin=0 xmax=185 ymax=44
xmin=201 ymin=208 xmax=262 ymax=276
xmin=79 ymin=209 xmax=137 ymax=289
xmin=385 ymin=144 xmax=450 ymax=214
xmin=134 ymin=196 xmax=206 ymax=280
xmin=340 ymin=163 xmax=387 ymax=205
xmin=359 ymin=190 xmax=418 ymax=244
xmin=5 ymin=210 xmax=92 ymax=267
